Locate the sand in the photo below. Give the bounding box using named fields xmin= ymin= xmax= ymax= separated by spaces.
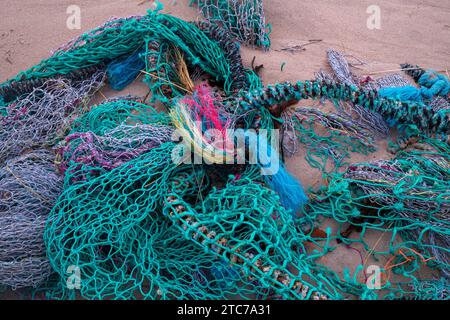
xmin=0 ymin=0 xmax=449 ymax=299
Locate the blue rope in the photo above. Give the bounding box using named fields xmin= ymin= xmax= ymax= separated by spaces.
xmin=106 ymin=48 xmax=146 ymax=91
xmin=379 ymin=70 xmax=449 ymax=102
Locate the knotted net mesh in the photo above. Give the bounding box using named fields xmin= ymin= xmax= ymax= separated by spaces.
xmin=190 ymin=0 xmax=270 ymax=49
xmin=0 ymin=150 xmax=62 ymax=289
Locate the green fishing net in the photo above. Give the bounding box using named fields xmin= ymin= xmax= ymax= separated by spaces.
xmin=300 ymin=137 xmax=449 ymax=284
xmin=46 ymin=137 xmax=370 ymax=299
xmin=0 ymin=5 xmax=448 ymax=301
xmin=2 ymin=11 xmax=260 ymax=100
xmin=190 ymin=0 xmax=271 ymax=49
xmin=69 ymin=98 xmax=171 ymax=136
xmin=282 ymin=106 xmax=376 ymax=173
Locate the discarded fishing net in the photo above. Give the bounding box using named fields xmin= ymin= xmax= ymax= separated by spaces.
xmin=364 ymin=73 xmax=411 ymax=91
xmin=0 ymin=65 xmax=104 ymax=104
xmin=44 ymin=86 xmax=343 ymax=300
xmin=45 ymin=143 xmax=218 ymax=299
xmin=45 ymin=139 xmax=360 ymax=300
xmin=69 ymin=98 xmax=171 ymax=136
xmin=0 ymin=150 xmax=62 ymax=289
xmin=2 ymin=6 xmax=448 ymax=301
xmin=325 ymin=49 xmax=410 ymax=90
xmin=281 ymin=107 xmax=375 ymax=171
xmin=429 ymin=96 xmax=450 ymax=113
xmin=0 ymin=11 xmax=260 ymax=102
xmin=143 ymin=16 xmax=261 ymax=104
xmin=317 ymin=49 xmax=395 ymax=137
xmin=194 ymin=21 xmax=256 ymax=91
xmin=324 ymin=49 xmax=359 ymax=87
xmin=144 ymin=40 xmax=182 ymax=104
xmin=232 ymin=78 xmax=449 ymax=177
xmin=0 ymin=72 xmax=105 ymax=164
xmin=387 ymin=278 xmax=449 ymax=300
xmin=400 ymin=63 xmax=450 ymax=113
xmin=144 ymin=14 xmax=261 ymax=98
xmin=232 ymin=80 xmax=450 ymax=137
xmin=302 ymin=137 xmax=449 ymax=280
xmin=144 ymin=19 xmax=259 ymax=104
xmin=190 ymin=0 xmax=271 ymax=49
xmin=170 ymin=84 xmax=308 ymax=213
xmin=333 ymin=101 xmax=389 ymax=138
xmin=164 ymin=174 xmax=354 ymax=300
xmin=379 ymin=70 xmax=449 ymax=104
xmin=55 ymin=98 xmax=172 ymax=185
xmin=43 ymin=145 xmax=239 ymax=298
xmin=58 ymin=124 xmax=173 ymax=173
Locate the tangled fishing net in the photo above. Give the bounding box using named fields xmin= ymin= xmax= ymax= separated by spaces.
xmin=0 ymin=7 xmax=449 ymax=301
xmin=56 ymin=98 xmax=173 ymax=179
xmin=0 ymin=150 xmax=62 ymax=289
xmin=0 ymin=11 xmax=260 ymax=103
xmin=301 ymin=137 xmax=449 ymax=281
xmin=45 ymin=141 xmax=334 ymax=299
xmin=190 ymin=0 xmax=271 ymax=49
xmin=281 ymin=106 xmax=376 ymax=171
xmin=0 ymin=72 xmax=105 ymax=164
xmin=388 ymin=278 xmax=449 ymax=300
xmin=58 ymin=124 xmax=173 ymax=173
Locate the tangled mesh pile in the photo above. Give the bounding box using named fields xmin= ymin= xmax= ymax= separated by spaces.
xmin=233 ymin=80 xmax=450 ymax=137
xmin=389 ymin=278 xmax=449 ymax=300
xmin=281 ymin=106 xmax=376 ymax=171
xmin=0 ymin=150 xmax=62 ymax=289
xmin=44 ymin=141 xmax=337 ymax=299
xmin=0 ymin=7 xmax=449 ymax=301
xmin=58 ymin=124 xmax=173 ymax=173
xmin=316 ymin=49 xmax=401 ymax=138
xmin=1 ymin=12 xmax=260 ymax=101
xmin=190 ymin=0 xmax=271 ymax=49
xmin=0 ymin=72 xmax=105 ymax=164
xmin=301 ymin=137 xmax=449 ymax=280
xmin=56 ymin=98 xmax=173 ymax=177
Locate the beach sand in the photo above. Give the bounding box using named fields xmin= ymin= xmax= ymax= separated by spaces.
xmin=0 ymin=0 xmax=449 ymax=299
